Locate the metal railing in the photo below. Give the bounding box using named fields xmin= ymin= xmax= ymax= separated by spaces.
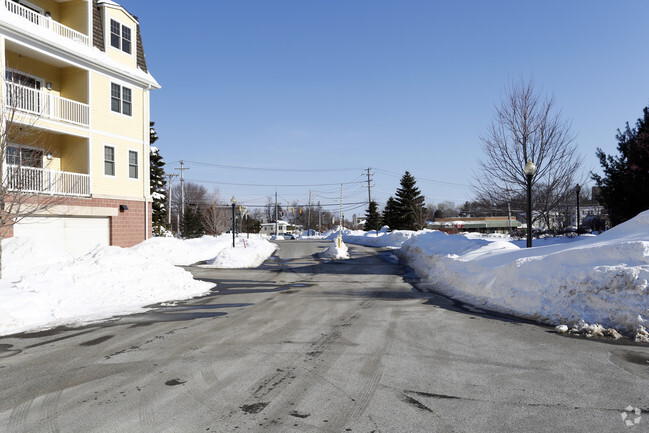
xmin=3 ymin=0 xmax=89 ymax=47
xmin=5 ymin=82 xmax=90 ymax=127
xmin=4 ymin=165 xmax=91 ymax=197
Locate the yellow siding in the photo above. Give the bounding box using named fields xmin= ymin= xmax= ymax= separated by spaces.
xmin=6 ymin=52 xmax=88 ymax=104
xmin=91 ymin=134 xmax=146 ymax=198
xmin=90 ymin=72 xmax=148 ymax=199
xmin=90 ymin=72 xmax=144 ymax=136
xmin=60 ymin=136 xmax=89 ymax=174
xmin=25 ymin=0 xmax=60 ymax=20
xmin=61 ymin=67 xmax=88 ymax=104
xmin=59 ymin=0 xmax=88 ymax=35
xmin=103 ymin=7 xmax=138 ymax=70
xmin=6 ymin=52 xmax=61 ymax=98
xmin=12 ymin=0 xmax=86 ymax=34
xmin=43 ymin=133 xmax=61 ymax=171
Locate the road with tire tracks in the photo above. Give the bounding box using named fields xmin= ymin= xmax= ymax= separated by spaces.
xmin=0 ymin=239 xmax=647 ymax=432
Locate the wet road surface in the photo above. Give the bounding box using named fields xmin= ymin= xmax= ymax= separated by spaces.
xmin=0 ymin=239 xmax=648 ymax=432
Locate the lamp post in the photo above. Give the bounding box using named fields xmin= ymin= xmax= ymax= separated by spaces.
xmin=524 ymin=159 xmax=537 ymax=248
xmin=575 ymin=184 xmax=581 ymax=235
xmin=230 ymin=196 xmax=236 ymax=248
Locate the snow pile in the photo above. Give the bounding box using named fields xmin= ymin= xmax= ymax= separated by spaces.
xmin=0 ymin=234 xmax=278 ymax=336
xmin=322 ymin=238 xmax=350 ymax=260
xmin=0 ymin=243 xmax=212 ymax=336
xmin=324 ymin=227 xmax=417 ymax=248
xmin=130 ymin=235 xmax=232 ymax=265
xmin=201 ymin=237 xmax=278 ymax=268
xmin=397 ymin=211 xmax=649 ymax=337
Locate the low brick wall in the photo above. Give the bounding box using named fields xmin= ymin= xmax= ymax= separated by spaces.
xmin=4 ymin=196 xmax=152 ymax=248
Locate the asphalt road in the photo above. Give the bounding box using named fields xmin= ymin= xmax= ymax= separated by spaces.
xmin=0 ymin=239 xmax=648 ymax=433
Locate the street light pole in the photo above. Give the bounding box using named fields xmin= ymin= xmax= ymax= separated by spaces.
xmin=230 ymin=196 xmax=236 ymax=248
xmin=576 ymin=184 xmax=581 ymax=235
xmin=524 ymin=159 xmax=537 ymax=248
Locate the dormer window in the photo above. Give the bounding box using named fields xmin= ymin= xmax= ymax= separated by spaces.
xmin=110 ymin=19 xmax=131 ymax=54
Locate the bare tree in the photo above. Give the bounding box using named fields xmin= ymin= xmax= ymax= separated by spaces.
xmin=473 ymin=78 xmax=583 ymax=228
xmin=202 ymin=189 xmax=229 ymax=235
xmin=170 ymin=181 xmax=208 ymax=231
xmin=0 ymin=77 xmax=71 ymax=277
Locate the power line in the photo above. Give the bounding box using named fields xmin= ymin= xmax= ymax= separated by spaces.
xmin=181 ymin=160 xmax=364 ymax=173
xmin=187 ymin=178 xmax=366 ymax=188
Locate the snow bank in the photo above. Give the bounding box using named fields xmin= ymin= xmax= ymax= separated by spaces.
xmin=130 ymin=235 xmax=231 ymax=265
xmin=0 ymin=234 xmax=278 ymax=336
xmin=324 ymin=227 xmax=417 ymax=248
xmin=322 ymin=238 xmax=350 ymax=259
xmin=397 ymin=211 xmax=649 ymax=336
xmin=0 ymin=243 xmax=212 ymax=336
xmin=201 ymin=237 xmax=278 ymax=268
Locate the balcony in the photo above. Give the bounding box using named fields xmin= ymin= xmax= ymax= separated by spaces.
xmin=2 ymin=0 xmax=89 ymax=48
xmin=5 ymin=82 xmax=89 ymax=127
xmin=5 ymin=165 xmax=91 ymax=197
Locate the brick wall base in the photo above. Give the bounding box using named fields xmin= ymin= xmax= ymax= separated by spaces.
xmin=5 ymin=196 xmax=152 ymax=248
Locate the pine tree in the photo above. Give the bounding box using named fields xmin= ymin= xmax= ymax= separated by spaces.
xmin=381 ymin=196 xmax=400 ymax=231
xmin=181 ymin=205 xmax=204 ymax=238
xmin=365 ymin=200 xmax=382 ymax=231
xmin=394 ymin=171 xmax=427 ymax=230
xmin=592 ymin=106 xmax=649 ymax=226
xmin=149 ymin=122 xmax=168 ymax=235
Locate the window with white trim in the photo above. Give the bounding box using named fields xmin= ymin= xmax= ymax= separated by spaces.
xmin=6 ymin=145 xmax=43 ymax=168
xmin=110 ymin=19 xmax=132 ymax=54
xmin=104 ymin=145 xmax=115 ymax=176
xmin=128 ymin=150 xmax=138 ymax=179
xmin=111 ymin=83 xmax=132 ymax=116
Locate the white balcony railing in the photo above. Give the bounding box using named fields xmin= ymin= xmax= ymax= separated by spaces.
xmin=5 ymin=165 xmax=91 ymax=197
xmin=3 ymin=0 xmax=89 ymax=47
xmin=5 ymin=82 xmax=90 ymax=127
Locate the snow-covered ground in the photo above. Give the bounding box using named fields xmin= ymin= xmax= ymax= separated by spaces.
xmin=0 ymin=235 xmax=277 ymax=336
xmin=327 ymin=211 xmax=649 ymax=341
xmin=2 ymin=211 xmax=648 ymax=341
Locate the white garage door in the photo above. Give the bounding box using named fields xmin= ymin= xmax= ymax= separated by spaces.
xmin=14 ymin=216 xmax=110 ymax=256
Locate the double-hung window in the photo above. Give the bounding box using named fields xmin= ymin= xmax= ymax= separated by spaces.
xmin=128 ymin=150 xmax=138 ymax=179
xmin=111 ymin=83 xmax=132 ymax=116
xmin=104 ymin=146 xmax=115 ymax=176
xmin=110 ymin=19 xmax=132 ymax=54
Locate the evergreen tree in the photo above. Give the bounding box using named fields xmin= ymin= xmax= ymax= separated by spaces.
xmin=180 ymin=205 xmax=204 ymax=238
xmin=592 ymin=106 xmax=649 ymax=226
xmin=365 ymin=200 xmax=382 ymax=231
xmin=381 ymin=196 xmax=400 ymax=231
xmin=149 ymin=122 xmax=168 ymax=235
xmin=394 ymin=171 xmax=427 ymax=230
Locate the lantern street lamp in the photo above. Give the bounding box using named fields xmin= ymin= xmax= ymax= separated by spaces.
xmin=230 ymin=196 xmax=237 ymax=248
xmin=575 ymin=184 xmax=581 ymax=235
xmin=524 ymin=159 xmax=537 ymax=248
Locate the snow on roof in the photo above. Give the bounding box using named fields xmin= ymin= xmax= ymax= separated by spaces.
xmin=97 ymin=0 xmax=139 ymax=22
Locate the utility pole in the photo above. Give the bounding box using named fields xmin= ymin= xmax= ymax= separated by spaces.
xmin=338 ymin=183 xmax=343 ymax=247
xmin=307 ymin=190 xmax=312 ymax=235
xmin=318 ymin=200 xmax=321 ymax=233
xmin=274 ymin=188 xmax=278 ymax=236
xmin=175 ymin=161 xmax=189 ymax=222
xmin=166 ymin=173 xmax=178 ymax=227
xmin=364 ymin=168 xmax=374 ymax=204
xmin=506 ymin=189 xmax=512 ymax=234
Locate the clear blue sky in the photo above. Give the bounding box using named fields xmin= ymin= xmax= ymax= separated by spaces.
xmin=120 ymin=0 xmax=649 ymax=216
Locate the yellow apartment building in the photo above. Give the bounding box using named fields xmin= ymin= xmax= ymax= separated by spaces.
xmin=0 ymin=0 xmax=159 ymax=254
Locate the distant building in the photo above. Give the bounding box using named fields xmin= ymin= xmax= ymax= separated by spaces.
xmin=260 ymin=221 xmax=303 ymax=236
xmin=427 ymin=217 xmax=522 ymax=234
